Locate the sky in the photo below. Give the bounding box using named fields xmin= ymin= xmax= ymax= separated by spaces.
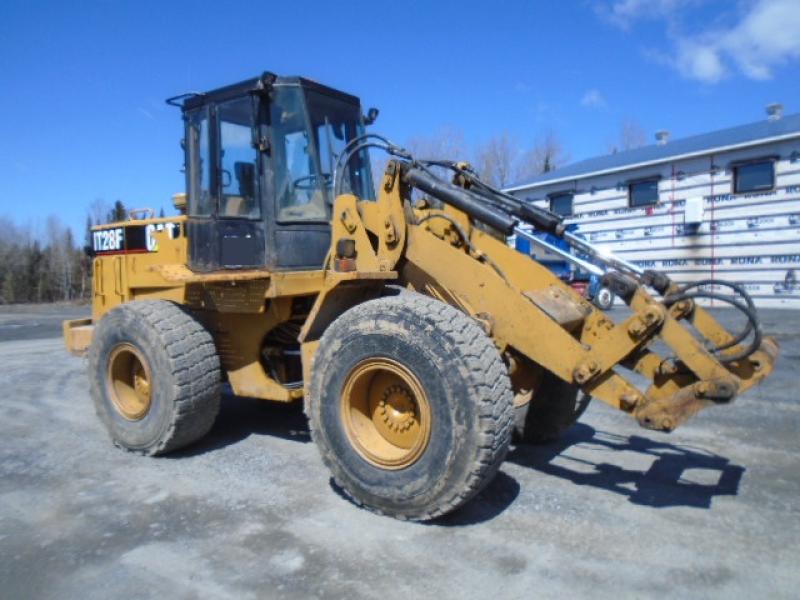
xmin=1 ymin=0 xmax=798 ymax=240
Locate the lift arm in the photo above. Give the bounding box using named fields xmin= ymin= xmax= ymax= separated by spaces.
xmin=318 ymin=157 xmax=778 ymax=432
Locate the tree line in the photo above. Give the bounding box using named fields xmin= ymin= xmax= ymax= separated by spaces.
xmin=372 ymin=128 xmax=572 ymax=192
xmin=391 ymin=119 xmax=648 ymax=190
xmin=0 ymin=200 xmax=128 ymax=305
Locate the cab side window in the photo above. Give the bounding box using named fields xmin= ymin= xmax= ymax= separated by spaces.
xmin=270 ymin=87 xmax=328 ymax=222
xmin=187 ymin=110 xmax=213 ymax=217
xmin=218 ymin=98 xmax=260 ymax=218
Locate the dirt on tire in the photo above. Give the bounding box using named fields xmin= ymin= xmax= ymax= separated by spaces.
xmin=307 ymin=293 xmax=514 ymax=521
xmin=88 ymin=300 xmax=221 ymax=455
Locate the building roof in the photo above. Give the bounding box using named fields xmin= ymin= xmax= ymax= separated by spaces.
xmin=505 ymin=112 xmax=800 ymax=192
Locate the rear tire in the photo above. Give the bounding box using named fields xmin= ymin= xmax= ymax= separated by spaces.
xmin=88 ymin=300 xmax=221 ymax=456
xmin=308 ymin=293 xmax=514 ymax=521
xmin=514 ymin=371 xmax=588 ymax=444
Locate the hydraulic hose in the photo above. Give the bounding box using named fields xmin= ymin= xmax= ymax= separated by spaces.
xmin=664 ymin=280 xmax=762 ymax=363
xmin=672 ymin=280 xmax=758 ymax=352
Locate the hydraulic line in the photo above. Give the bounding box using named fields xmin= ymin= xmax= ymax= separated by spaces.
xmin=664 ymin=280 xmax=762 ymax=363
xmin=412 ymin=159 xmax=763 ymax=363
xmin=671 ymin=280 xmax=759 ymax=352
xmin=332 ymin=133 xmax=411 ymax=197
xmin=417 ymin=159 xmax=646 ymax=279
xmin=415 ymin=213 xmax=511 ymax=286
xmin=333 ymin=141 xmax=405 ymax=197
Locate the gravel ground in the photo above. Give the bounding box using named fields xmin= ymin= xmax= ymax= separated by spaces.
xmin=1 ymin=304 xmax=798 ymax=599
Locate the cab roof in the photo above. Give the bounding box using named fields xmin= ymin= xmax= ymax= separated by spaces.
xmin=166 ymin=72 xmax=361 ymax=112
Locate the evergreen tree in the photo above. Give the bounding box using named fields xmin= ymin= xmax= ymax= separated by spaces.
xmin=108 ymin=200 xmax=127 ymax=223
xmin=80 ymin=214 xmax=94 ymax=299
xmin=27 ymin=241 xmax=44 ymax=302
xmin=84 ymin=214 xmax=93 ymax=249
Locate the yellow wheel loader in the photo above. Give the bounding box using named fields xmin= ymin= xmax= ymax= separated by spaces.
xmin=64 ymin=72 xmax=778 ymax=520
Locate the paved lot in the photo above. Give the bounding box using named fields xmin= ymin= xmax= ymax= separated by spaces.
xmin=1 ymin=304 xmax=798 ymax=599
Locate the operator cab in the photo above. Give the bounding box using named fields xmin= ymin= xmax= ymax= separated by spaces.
xmin=169 ymin=72 xmax=374 ymax=272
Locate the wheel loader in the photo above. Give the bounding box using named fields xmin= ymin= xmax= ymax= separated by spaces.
xmin=64 ymin=72 xmax=778 ymax=520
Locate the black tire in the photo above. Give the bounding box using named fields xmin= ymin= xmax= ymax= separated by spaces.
xmin=88 ymin=300 xmax=221 ymax=456
xmin=308 ymin=293 xmax=514 ymax=521
xmin=593 ymin=286 xmax=615 ymax=310
xmin=514 ymin=371 xmax=589 ymax=444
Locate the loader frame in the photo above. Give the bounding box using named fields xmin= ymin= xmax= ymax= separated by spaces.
xmin=66 ymin=156 xmax=777 ymax=434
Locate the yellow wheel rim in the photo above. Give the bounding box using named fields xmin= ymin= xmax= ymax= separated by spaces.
xmin=107 ymin=343 xmax=152 ymax=421
xmin=340 ymin=358 xmax=432 ymax=470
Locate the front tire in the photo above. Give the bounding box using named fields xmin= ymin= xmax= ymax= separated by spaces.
xmin=308 ymin=293 xmax=514 ymax=521
xmin=88 ymin=300 xmax=221 ymax=456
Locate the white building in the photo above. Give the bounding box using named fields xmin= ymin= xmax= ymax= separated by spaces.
xmin=505 ymin=106 xmax=800 ymax=308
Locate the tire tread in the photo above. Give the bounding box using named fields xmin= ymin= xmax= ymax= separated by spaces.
xmin=308 ymin=293 xmax=514 ymax=521
xmin=89 ymin=300 xmax=221 ymax=456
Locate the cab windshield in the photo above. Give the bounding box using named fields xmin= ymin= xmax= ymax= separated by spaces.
xmin=270 ymin=85 xmax=373 ymax=222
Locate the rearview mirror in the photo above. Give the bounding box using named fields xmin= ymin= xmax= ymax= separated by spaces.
xmin=364 ymin=107 xmax=379 ymax=125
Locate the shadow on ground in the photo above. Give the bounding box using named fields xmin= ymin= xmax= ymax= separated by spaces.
xmin=172 ymin=392 xmax=311 ymax=457
xmin=174 ymin=394 xmax=744 ymax=519
xmin=508 ymin=422 xmax=744 ymax=509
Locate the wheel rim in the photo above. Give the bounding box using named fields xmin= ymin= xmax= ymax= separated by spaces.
xmin=597 ymin=288 xmax=612 ymax=308
xmin=340 ymin=358 xmax=432 ymax=470
xmin=107 ymin=343 xmax=152 ymax=421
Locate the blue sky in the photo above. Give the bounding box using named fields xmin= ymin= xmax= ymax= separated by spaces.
xmin=1 ymin=0 xmax=798 ymax=239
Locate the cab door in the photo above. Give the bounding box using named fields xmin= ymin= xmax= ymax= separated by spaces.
xmin=265 ymin=85 xmax=331 ymax=270
xmin=185 ymin=96 xmax=265 ymax=271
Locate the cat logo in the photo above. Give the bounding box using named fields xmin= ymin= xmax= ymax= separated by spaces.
xmin=145 ymin=222 xmax=179 ymax=252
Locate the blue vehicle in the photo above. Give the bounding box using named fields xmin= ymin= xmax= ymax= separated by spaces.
xmin=513 ymin=224 xmax=615 ymax=310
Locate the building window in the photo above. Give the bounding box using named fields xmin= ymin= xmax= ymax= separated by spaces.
xmin=629 ymin=178 xmax=660 ymax=207
xmin=734 ymin=160 xmax=774 ymax=194
xmin=549 ymin=192 xmax=573 ymax=216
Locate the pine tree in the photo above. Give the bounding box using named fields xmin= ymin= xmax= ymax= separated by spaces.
xmin=84 ymin=215 xmax=93 ymax=249
xmin=108 ymin=200 xmax=127 ymax=223
xmin=27 ymin=241 xmax=44 ymax=302
xmin=63 ymin=228 xmax=75 ymax=300
xmin=80 ymin=215 xmax=93 ymax=300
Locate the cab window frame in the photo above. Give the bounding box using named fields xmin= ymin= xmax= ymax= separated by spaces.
xmin=215 ymin=95 xmax=262 ymax=220
xmin=186 ymin=106 xmax=214 ymax=218
xmin=269 ymin=84 xmax=329 ymax=225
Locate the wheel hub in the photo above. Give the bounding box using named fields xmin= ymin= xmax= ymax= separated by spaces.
xmin=133 ymin=363 xmax=150 ymax=398
xmin=340 ymin=358 xmax=431 ymax=470
xmin=107 ymin=343 xmax=152 ymax=421
xmin=378 ymin=384 xmax=417 ymax=433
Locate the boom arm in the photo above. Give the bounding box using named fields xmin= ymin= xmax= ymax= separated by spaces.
xmin=309 ymin=157 xmax=777 ymax=432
